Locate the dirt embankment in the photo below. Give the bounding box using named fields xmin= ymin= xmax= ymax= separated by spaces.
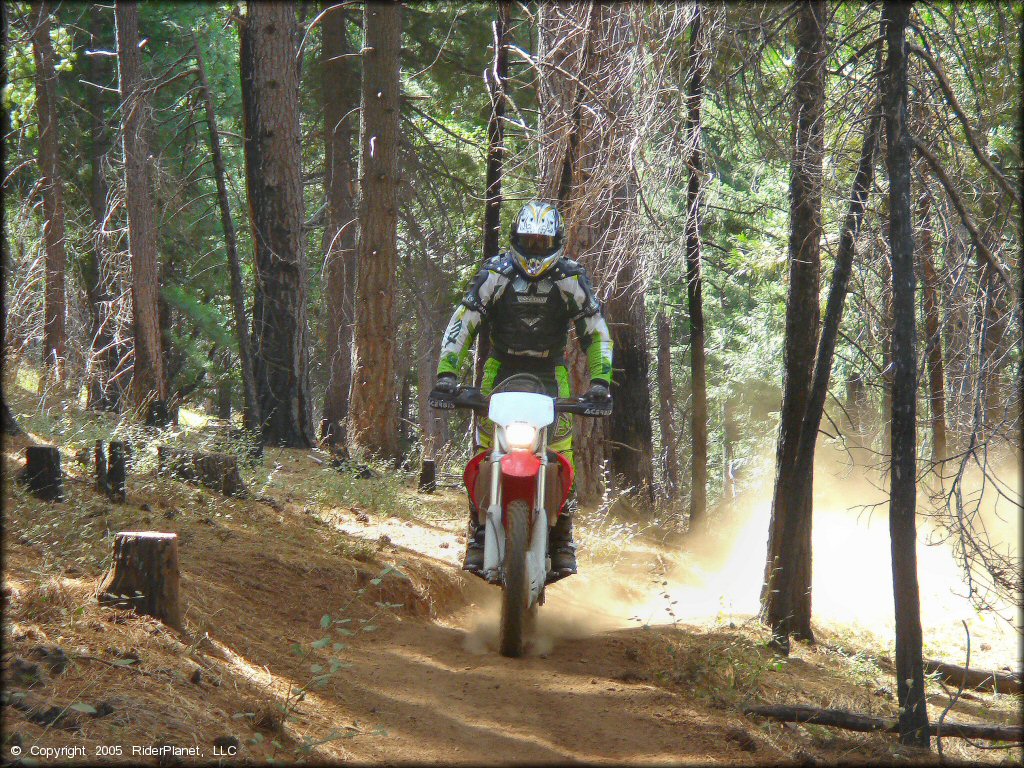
xmin=3 ymin=436 xmax=1020 ymax=766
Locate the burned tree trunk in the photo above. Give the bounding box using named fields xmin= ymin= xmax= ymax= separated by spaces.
xmin=656 ymin=311 xmax=680 ymax=499
xmin=761 ymin=0 xmax=826 ymax=650
xmin=348 ymin=1 xmax=403 ymax=459
xmin=320 ymin=4 xmax=359 ymax=448
xmin=98 ymin=532 xmax=182 ymax=629
xmin=31 ymin=1 xmax=67 ymax=379
xmin=239 ymin=1 xmax=313 ymax=447
xmin=193 ymin=34 xmax=260 ymax=434
xmin=95 ymin=440 xmax=108 ymax=495
xmin=883 ymin=0 xmax=930 ymax=748
xmin=22 ymin=446 xmax=63 ymax=501
xmin=107 ymin=441 xmax=127 ymax=502
xmin=116 ymin=1 xmax=168 ymax=410
xmin=684 ymin=2 xmax=709 ymax=530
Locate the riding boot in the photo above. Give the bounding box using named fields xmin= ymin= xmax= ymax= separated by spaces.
xmin=549 ymin=494 xmax=578 ymax=574
xmin=462 ymin=505 xmax=485 ymax=573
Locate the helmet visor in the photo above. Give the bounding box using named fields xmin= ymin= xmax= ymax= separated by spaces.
xmin=514 ymin=233 xmax=559 ymax=258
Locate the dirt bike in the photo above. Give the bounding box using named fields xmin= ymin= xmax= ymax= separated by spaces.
xmin=429 ymin=374 xmax=611 ymax=657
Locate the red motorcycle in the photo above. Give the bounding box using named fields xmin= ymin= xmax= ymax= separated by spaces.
xmin=430 ymin=375 xmax=611 ymax=656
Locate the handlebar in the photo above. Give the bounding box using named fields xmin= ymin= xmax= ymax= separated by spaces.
xmin=428 ymin=387 xmax=612 ymax=417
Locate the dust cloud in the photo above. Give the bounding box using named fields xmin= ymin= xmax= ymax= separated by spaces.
xmin=456 ymin=446 xmax=1021 ymax=668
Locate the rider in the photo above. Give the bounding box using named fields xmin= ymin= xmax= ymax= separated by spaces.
xmin=432 ymin=200 xmax=613 ymax=577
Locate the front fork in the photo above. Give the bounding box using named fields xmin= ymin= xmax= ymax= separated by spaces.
xmin=481 ymin=448 xmax=550 ymax=604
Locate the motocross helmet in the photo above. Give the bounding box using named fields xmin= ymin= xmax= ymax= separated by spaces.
xmin=510 ymin=200 xmax=564 ymax=278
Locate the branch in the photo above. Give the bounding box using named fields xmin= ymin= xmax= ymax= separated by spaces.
xmin=909 ymin=43 xmax=1020 ymax=207
xmin=911 ymin=136 xmax=1015 ymax=297
xmin=743 ymin=704 xmax=1023 ymax=742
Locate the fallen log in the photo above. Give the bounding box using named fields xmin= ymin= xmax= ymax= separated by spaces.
xmin=157 ymin=445 xmax=246 ymax=497
xmin=98 ymin=531 xmax=182 ymax=629
xmin=742 ymin=704 xmax=1023 ymax=742
xmin=924 ymin=658 xmax=1022 ymax=695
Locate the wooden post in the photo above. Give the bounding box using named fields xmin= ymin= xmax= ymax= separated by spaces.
xmin=22 ymin=446 xmax=64 ymax=501
xmin=418 ymin=459 xmax=436 ymax=493
xmin=107 ymin=441 xmax=127 ymax=502
xmin=94 ymin=440 xmax=108 ymax=494
xmin=98 ymin=531 xmax=182 ymax=629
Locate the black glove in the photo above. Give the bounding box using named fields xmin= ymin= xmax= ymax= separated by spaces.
xmin=428 ymin=374 xmax=459 ymax=410
xmin=583 ymin=381 xmax=611 ymax=403
xmin=433 ymin=374 xmax=459 ymax=394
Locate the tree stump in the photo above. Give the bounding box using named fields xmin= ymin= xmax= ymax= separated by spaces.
xmin=158 ymin=446 xmax=246 ymax=497
xmin=145 ymin=400 xmax=170 ymax=428
xmin=107 ymin=441 xmax=127 ymax=502
xmin=418 ymin=459 xmax=436 ymax=493
xmin=94 ymin=440 xmax=108 ymax=495
xmin=98 ymin=531 xmax=182 ymax=629
xmin=22 ymin=446 xmax=64 ymax=501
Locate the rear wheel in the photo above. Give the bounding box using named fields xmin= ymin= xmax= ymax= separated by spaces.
xmin=499 ymin=500 xmax=531 ymax=657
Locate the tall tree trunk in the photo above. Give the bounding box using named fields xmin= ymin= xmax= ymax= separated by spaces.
xmin=761 ymin=0 xmax=826 ymax=649
xmin=348 ymin=1 xmax=403 ymax=459
xmin=1 ymin=2 xmax=22 ymax=433
xmin=193 ymin=34 xmax=260 ymax=433
xmin=781 ymin=91 xmax=882 ymax=636
xmin=883 ymin=0 xmax=930 ymax=748
xmin=320 ymin=4 xmax=359 ymax=447
xmin=917 ymin=190 xmax=947 ymax=463
xmin=684 ymin=1 xmax=709 ymax=530
xmin=115 ymin=1 xmax=167 ymax=408
xmin=83 ymin=11 xmax=123 ymax=411
xmin=656 ymin=311 xmax=680 ymax=499
xmin=474 ymin=0 xmax=510 ymax=391
xmin=239 ymin=1 xmax=312 ymax=447
xmin=31 ymin=1 xmax=67 ymax=380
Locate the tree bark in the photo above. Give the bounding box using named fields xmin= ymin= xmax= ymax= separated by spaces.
xmin=761 ymin=0 xmax=826 ymax=649
xmin=656 ymin=311 xmax=680 ymax=500
xmin=115 ymin=1 xmax=168 ymax=409
xmin=348 ymin=1 xmax=403 ymax=459
xmin=684 ymin=2 xmax=709 ymax=531
xmin=239 ymin=1 xmax=313 ymax=447
xmin=883 ymin=0 xmax=930 ymax=748
xmin=98 ymin=532 xmax=182 ymax=629
xmin=320 ymin=4 xmax=359 ymax=447
xmin=917 ymin=190 xmax=947 ymax=463
xmin=31 ymin=1 xmax=67 ymax=379
xmin=193 ymin=34 xmax=260 ymax=434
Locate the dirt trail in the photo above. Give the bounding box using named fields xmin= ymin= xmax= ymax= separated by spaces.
xmin=4 ymin=437 xmax=1018 ymax=765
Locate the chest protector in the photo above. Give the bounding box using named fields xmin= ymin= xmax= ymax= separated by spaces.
xmin=489 ymin=272 xmax=572 ymax=363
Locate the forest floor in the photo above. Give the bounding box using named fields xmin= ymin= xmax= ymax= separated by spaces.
xmin=2 ymin=379 xmax=1021 ymax=765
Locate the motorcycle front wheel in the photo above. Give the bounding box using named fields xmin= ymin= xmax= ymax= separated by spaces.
xmin=499 ymin=499 xmax=531 ymax=657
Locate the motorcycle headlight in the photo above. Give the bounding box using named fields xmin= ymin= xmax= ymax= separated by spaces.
xmin=504 ymin=422 xmax=538 ymax=451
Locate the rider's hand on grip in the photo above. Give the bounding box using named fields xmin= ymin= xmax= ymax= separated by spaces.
xmin=581 ymin=381 xmax=613 ymax=416
xmin=428 ymin=374 xmax=459 ymax=410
